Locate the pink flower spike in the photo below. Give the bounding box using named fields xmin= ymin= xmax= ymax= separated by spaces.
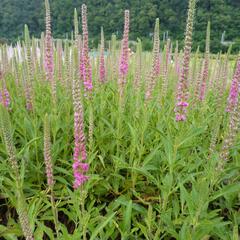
xmin=82 ymin=4 xmax=93 ymax=93
xmin=79 ymin=163 xmax=89 ymax=172
xmin=73 ymin=173 xmax=89 ymax=189
xmin=72 ymin=161 xmax=81 ymax=170
xmin=177 ymin=101 xmax=189 ymax=107
xmin=72 ymin=162 xmax=89 ymax=172
xmin=1 ymin=88 xmax=10 ymax=109
xmin=44 ymin=0 xmax=54 ymax=83
xmin=175 ymin=114 xmax=186 ymax=122
xmin=226 ymin=58 xmax=240 ymax=112
xmin=99 ymin=27 xmax=106 ymax=83
xmin=175 ymin=0 xmax=196 ymax=121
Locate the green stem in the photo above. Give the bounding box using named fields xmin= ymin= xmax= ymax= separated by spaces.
xmin=50 ymin=187 xmax=60 ymax=238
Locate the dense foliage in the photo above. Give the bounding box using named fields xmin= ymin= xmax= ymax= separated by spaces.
xmin=0 ymin=0 xmax=240 ymax=52
xmin=0 ymin=49 xmax=240 ymax=239
xmin=0 ymin=0 xmax=240 ymax=239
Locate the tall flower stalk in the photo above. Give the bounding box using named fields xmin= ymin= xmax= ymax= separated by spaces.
xmin=221 ymin=59 xmax=229 ymax=92
xmin=43 ymin=114 xmax=59 ymax=236
xmin=81 ymin=4 xmax=94 ymax=146
xmin=40 ymin=32 xmax=46 ymax=82
xmin=199 ymin=21 xmax=210 ymax=101
xmin=78 ymin=36 xmax=84 ymax=81
xmin=208 ymin=57 xmax=227 ymax=158
xmin=56 ymin=39 xmax=63 ymax=85
xmin=110 ymin=34 xmax=118 ymax=81
xmin=81 ymin=4 xmax=93 ymax=92
xmin=214 ymin=54 xmax=223 ymax=96
xmin=218 ymin=93 xmax=240 ymax=170
xmin=215 ymin=56 xmax=226 ymax=110
xmin=31 ymin=38 xmax=39 ymax=77
xmin=194 ymin=59 xmax=203 ymax=102
xmin=208 ymin=53 xmax=219 ymax=91
xmin=0 ymin=82 xmax=10 ymax=109
xmin=64 ymin=40 xmax=71 ymax=89
xmin=118 ymin=10 xmax=130 ymax=106
xmin=74 ymin=8 xmax=83 ymax=87
xmin=74 ymin=8 xmax=79 ymax=44
xmin=213 ymin=56 xmax=239 ymax=170
xmin=161 ymin=38 xmax=171 ymax=98
xmin=0 ymin=106 xmax=34 ymax=240
xmin=175 ymin=0 xmax=196 ymax=121
xmin=44 ymin=115 xmax=54 ymax=188
xmin=13 ymin=50 xmax=20 ymax=86
xmin=72 ymin=47 xmax=89 ymax=189
xmin=44 ymin=0 xmax=56 ymax=101
xmin=226 ymin=57 xmax=240 ymax=112
xmin=174 ymin=41 xmax=180 ymax=76
xmin=134 ymin=39 xmax=142 ymax=117
xmin=190 ymin=46 xmax=199 ymax=90
xmin=0 ymin=64 xmax=10 ymax=108
xmin=24 ymin=25 xmax=33 ymax=111
xmin=99 ymin=27 xmax=106 ymax=83
xmin=145 ymin=18 xmax=160 ymax=101
xmin=1 ymin=45 xmax=9 ymax=75
xmin=133 ymin=38 xmax=142 ymax=91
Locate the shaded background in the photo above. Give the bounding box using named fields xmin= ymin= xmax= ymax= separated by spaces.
xmin=0 ymin=0 xmax=239 ymax=52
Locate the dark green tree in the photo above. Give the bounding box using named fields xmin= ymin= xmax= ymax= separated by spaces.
xmin=0 ymin=0 xmax=239 ymax=52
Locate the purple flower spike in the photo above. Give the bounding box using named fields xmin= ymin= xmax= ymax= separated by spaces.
xmin=175 ymin=0 xmax=196 ymax=121
xmin=82 ymin=4 xmax=93 ymax=94
xmin=226 ymin=58 xmax=240 ymax=112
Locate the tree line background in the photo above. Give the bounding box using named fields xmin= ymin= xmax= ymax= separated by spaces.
xmin=0 ymin=0 xmax=239 ymax=53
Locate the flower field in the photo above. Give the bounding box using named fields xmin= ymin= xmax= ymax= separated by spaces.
xmin=0 ymin=0 xmax=239 ymax=239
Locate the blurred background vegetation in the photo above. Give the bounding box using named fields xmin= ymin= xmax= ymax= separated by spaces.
xmin=0 ymin=0 xmax=239 ymax=53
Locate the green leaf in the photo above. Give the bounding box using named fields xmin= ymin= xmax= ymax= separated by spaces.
xmin=233 ymin=225 xmax=239 ymax=240
xmin=210 ymin=183 xmax=240 ymax=201
xmin=90 ymin=212 xmax=116 ymax=240
xmin=122 ymin=200 xmax=132 ymax=234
